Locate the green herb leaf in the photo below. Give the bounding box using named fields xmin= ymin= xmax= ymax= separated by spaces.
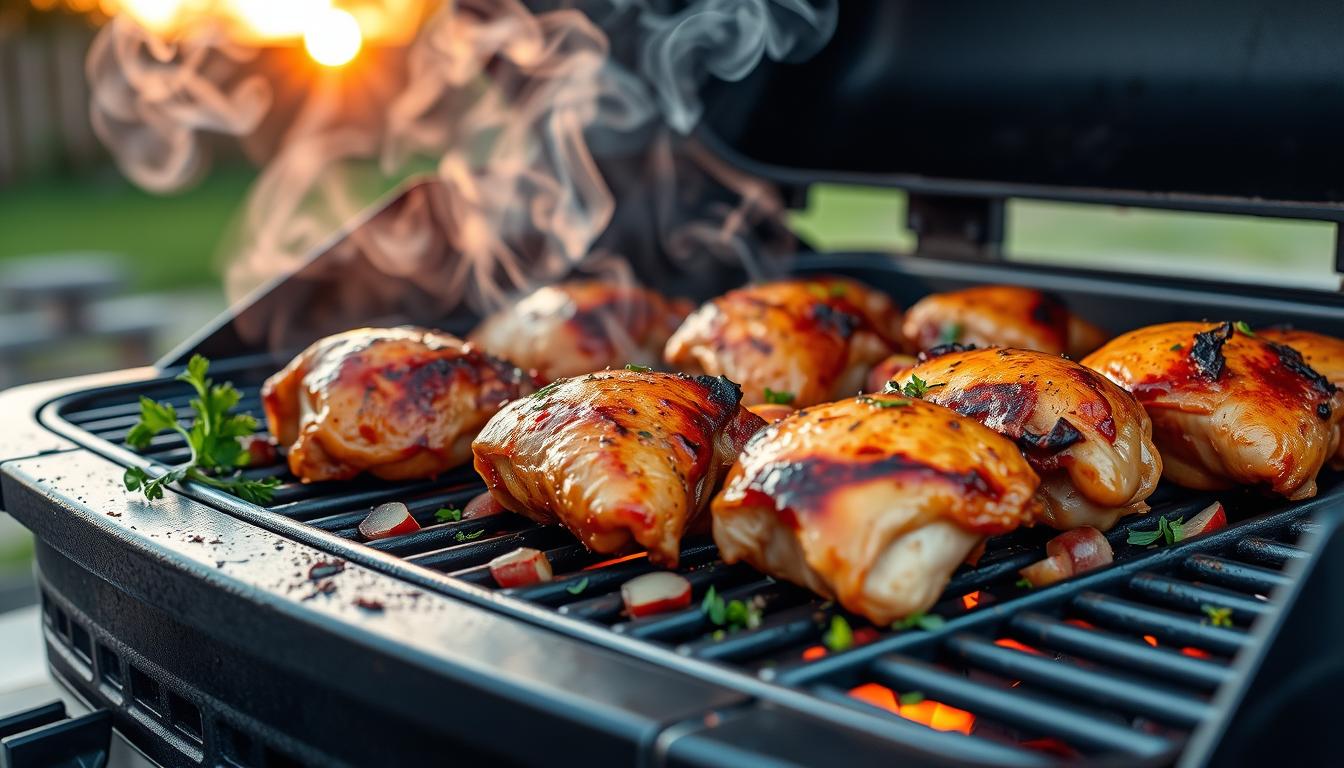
xmin=1170 ymin=343 xmax=1184 ymax=351
xmin=822 ymin=615 xmax=854 ymax=652
xmin=1127 ymin=515 xmax=1185 ymax=547
xmin=453 ymin=529 xmax=487 ymax=543
xmin=531 ymin=381 xmax=561 ymax=399
xmin=898 ymin=691 xmax=926 ymax=706
xmin=1234 ymin=321 xmax=1256 ymax=337
xmin=565 ymin=577 xmax=590 ymax=596
xmin=764 ymin=387 xmax=796 ymax=405
xmin=1015 ymin=577 xmax=1034 ymax=589
xmin=700 ymin=587 xmax=763 ymax=632
xmin=859 ymin=396 xmax=912 ymax=409
xmin=892 ymin=611 xmax=945 ymax=631
xmin=1202 ymin=604 xmax=1234 ymax=628
xmin=938 ymin=322 xmax=963 ymax=345
xmin=435 ymin=507 xmax=463 ymax=523
xmin=624 ymin=363 xmax=652 ymax=372
xmin=638 ymin=430 xmax=653 ymax=439
xmin=901 ymin=375 xmax=943 ymax=399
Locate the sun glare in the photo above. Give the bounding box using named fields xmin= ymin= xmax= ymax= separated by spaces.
xmin=303 ymin=8 xmax=363 ymax=67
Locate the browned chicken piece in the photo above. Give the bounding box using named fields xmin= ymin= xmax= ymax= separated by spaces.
xmin=712 ymin=396 xmax=1041 ymax=624
xmin=865 ymin=353 xmax=918 ymax=393
xmin=1259 ymin=328 xmax=1344 ymax=466
xmin=262 ymin=327 xmax=535 ymax=483
xmin=894 ymin=348 xmax=1161 ymax=531
xmin=1083 ymin=322 xmax=1344 ymax=499
xmin=472 ymin=370 xmax=765 ymax=567
xmin=903 ymin=285 xmax=1109 ymax=357
xmin=469 ymin=280 xmax=692 ymax=382
xmin=664 ymin=276 xmax=906 ymax=408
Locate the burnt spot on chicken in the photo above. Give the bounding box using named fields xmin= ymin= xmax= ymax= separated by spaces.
xmin=919 ymin=343 xmax=977 ymax=362
xmin=1268 ymin=341 xmax=1337 ymax=399
xmin=1018 ymin=417 xmax=1084 ymax=458
xmin=937 ymin=382 xmax=1038 ymax=437
xmin=810 ymin=302 xmax=860 ymax=339
xmin=1190 ymin=321 xmax=1234 ymax=380
xmin=697 ymin=374 xmax=746 ymax=414
xmin=1031 ymin=291 xmax=1069 ymax=328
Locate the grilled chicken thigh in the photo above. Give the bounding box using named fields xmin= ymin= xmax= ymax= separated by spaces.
xmin=903 ymin=285 xmax=1108 ymax=357
xmin=712 ymin=396 xmax=1041 ymax=624
xmin=262 ymin=327 xmax=535 ymax=482
xmin=1259 ymin=328 xmax=1344 ymax=466
xmin=664 ymin=276 xmax=905 ymax=408
xmin=1083 ymin=322 xmax=1344 ymax=499
xmin=472 ymin=370 xmax=764 ymax=567
xmin=469 ymin=280 xmax=691 ymax=381
xmin=895 ymin=347 xmax=1161 ymax=530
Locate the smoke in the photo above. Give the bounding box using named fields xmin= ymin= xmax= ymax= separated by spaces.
xmin=86 ymin=0 xmax=837 ymax=329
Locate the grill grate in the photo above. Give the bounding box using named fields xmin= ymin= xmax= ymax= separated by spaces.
xmin=45 ymin=360 xmax=1327 ymax=762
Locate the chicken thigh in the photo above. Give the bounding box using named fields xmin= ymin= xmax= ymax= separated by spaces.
xmin=903 ymin=285 xmax=1108 ymax=357
xmin=1259 ymin=328 xmax=1344 ymax=466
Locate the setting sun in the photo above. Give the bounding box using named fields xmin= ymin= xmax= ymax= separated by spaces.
xmin=304 ymin=7 xmax=362 ymax=66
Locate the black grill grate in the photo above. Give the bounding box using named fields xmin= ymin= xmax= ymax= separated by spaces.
xmin=44 ymin=360 xmax=1327 ymax=763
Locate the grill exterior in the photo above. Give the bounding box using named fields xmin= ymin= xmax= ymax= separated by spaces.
xmin=3 ymin=250 xmax=1343 ymax=766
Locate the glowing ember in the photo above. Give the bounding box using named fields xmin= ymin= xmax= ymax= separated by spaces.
xmin=582 ymin=553 xmax=646 ymax=571
xmin=961 ymin=591 xmax=981 ymax=610
xmin=1141 ymin=634 xmax=1158 ymax=647
xmin=848 ymin=683 xmax=975 ymax=735
xmin=994 ymin=637 xmax=1042 ymax=655
xmin=801 ymin=645 xmax=826 ymax=661
xmin=1181 ymin=646 xmax=1212 ymax=659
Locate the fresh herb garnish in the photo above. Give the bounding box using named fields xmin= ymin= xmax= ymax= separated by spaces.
xmin=1235 ymin=320 xmax=1256 ymax=337
xmin=898 ymin=691 xmax=926 ymax=706
xmin=1170 ymin=343 xmax=1184 ymax=351
xmin=938 ymin=322 xmax=963 ymax=345
xmin=892 ymin=611 xmax=945 ymax=631
xmin=624 ymin=363 xmax=652 ymax=372
xmin=1127 ymin=515 xmax=1184 ymax=546
xmin=901 ymin=375 xmax=943 ymax=399
xmin=700 ymin=586 xmax=763 ymax=632
xmin=122 ymin=355 xmax=280 ymax=504
xmin=531 ymin=381 xmax=561 ymax=399
xmin=566 ymin=577 xmax=590 ymax=595
xmin=1202 ymin=604 xmax=1234 ymax=628
xmin=822 ymin=615 xmax=854 ymax=652
xmin=638 ymin=430 xmax=653 ymax=439
xmin=858 ymin=396 xmax=912 ymax=409
xmin=453 ymin=529 xmax=486 ymax=543
xmin=1015 ymin=577 xmax=1034 ymax=589
xmin=764 ymin=387 xmax=796 ymax=405
xmin=435 ymin=507 xmax=462 ymax=523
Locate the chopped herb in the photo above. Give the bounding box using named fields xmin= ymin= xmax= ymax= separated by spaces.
xmin=859 ymin=396 xmax=912 ymax=409
xmin=565 ymin=577 xmax=590 ymax=595
xmin=898 ymin=691 xmax=926 ymax=706
xmin=938 ymin=322 xmax=963 ymax=345
xmin=624 ymin=363 xmax=652 ymax=372
xmin=453 ymin=529 xmax=486 ymax=543
xmin=1170 ymin=343 xmax=1184 ymax=351
xmin=764 ymin=387 xmax=796 ymax=405
xmin=1127 ymin=515 xmax=1184 ymax=546
xmin=531 ymin=381 xmax=562 ymax=398
xmin=712 ymin=629 xmax=727 ymax=641
xmin=822 ymin=615 xmax=854 ymax=652
xmin=122 ymin=355 xmax=280 ymax=503
xmin=701 ymin=586 xmax=727 ymax=625
xmin=1202 ymin=604 xmax=1234 ymax=628
xmin=829 ymin=283 xmax=848 ymax=297
xmin=638 ymin=430 xmax=653 ymax=439
xmin=1234 ymin=320 xmax=1256 ymax=337
xmin=1015 ymin=577 xmax=1034 ymax=589
xmin=892 ymin=611 xmax=945 ymax=631
xmin=434 ymin=507 xmax=462 ymax=523
xmin=700 ymin=586 xmax=763 ymax=632
xmin=901 ymin=374 xmax=943 ymax=399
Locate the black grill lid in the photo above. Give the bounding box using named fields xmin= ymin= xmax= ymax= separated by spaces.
xmin=697 ymin=0 xmax=1344 ymax=221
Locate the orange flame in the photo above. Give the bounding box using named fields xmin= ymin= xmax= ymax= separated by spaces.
xmin=961 ymin=591 xmax=981 ymax=610
xmin=849 ymin=683 xmax=975 ymax=735
xmin=994 ymin=637 xmax=1042 ymax=655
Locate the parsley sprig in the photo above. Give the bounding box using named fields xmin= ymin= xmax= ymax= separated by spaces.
xmin=1127 ymin=515 xmax=1184 ymax=546
xmin=122 ymin=355 xmax=280 ymax=504
xmin=435 ymin=507 xmax=463 ymax=523
xmin=1202 ymin=604 xmax=1234 ymax=628
xmin=701 ymin=586 xmax=764 ymax=634
xmin=892 ymin=611 xmax=946 ymax=631
xmin=822 ymin=615 xmax=854 ymax=652
xmin=900 ymin=375 xmax=942 ymax=399
xmin=764 ymin=387 xmax=796 ymax=405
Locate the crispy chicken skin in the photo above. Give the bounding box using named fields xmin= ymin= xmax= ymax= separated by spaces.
xmin=1083 ymin=322 xmax=1344 ymax=499
xmin=903 ymin=285 xmax=1108 ymax=357
xmin=895 ymin=348 xmax=1161 ymax=531
xmin=262 ymin=327 xmax=535 ymax=483
xmin=1259 ymin=328 xmax=1344 ymax=466
xmin=472 ymin=370 xmax=765 ymax=567
xmin=469 ymin=280 xmax=692 ymax=382
xmin=664 ymin=276 xmax=905 ymax=408
xmin=712 ymin=396 xmax=1041 ymax=624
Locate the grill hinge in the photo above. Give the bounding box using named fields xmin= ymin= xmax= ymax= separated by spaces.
xmin=906 ymin=193 xmax=1005 ymax=261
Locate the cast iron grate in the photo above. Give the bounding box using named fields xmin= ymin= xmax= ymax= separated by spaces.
xmin=43 ymin=360 xmax=1324 ymax=762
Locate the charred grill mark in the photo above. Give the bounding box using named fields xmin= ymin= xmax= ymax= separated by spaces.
xmin=1190 ymin=321 xmax=1234 ymax=380
xmin=809 ymin=302 xmax=860 ymax=339
xmin=919 ymin=343 xmax=976 ymax=362
xmin=1268 ymin=341 xmax=1337 ymax=397
xmin=1019 ymin=417 xmax=1084 ymax=458
xmin=937 ymin=382 xmax=1038 ymax=437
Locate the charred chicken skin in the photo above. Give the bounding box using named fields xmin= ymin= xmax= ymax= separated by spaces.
xmin=472 ymin=370 xmax=764 ymax=567
xmin=894 ymin=347 xmax=1161 ymax=531
xmin=712 ymin=396 xmax=1041 ymax=624
xmin=262 ymin=327 xmax=535 ymax=483
xmin=664 ymin=276 xmax=905 ymax=408
xmin=469 ymin=280 xmax=692 ymax=382
xmin=1259 ymin=328 xmax=1344 ymax=466
xmin=1083 ymin=322 xmax=1344 ymax=499
xmin=903 ymin=285 xmax=1108 ymax=357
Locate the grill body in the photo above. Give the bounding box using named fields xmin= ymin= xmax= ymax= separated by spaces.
xmin=3 ymin=248 xmax=1343 ymax=766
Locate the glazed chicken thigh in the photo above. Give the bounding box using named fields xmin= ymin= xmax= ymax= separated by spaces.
xmin=903 ymin=285 xmax=1108 ymax=357
xmin=262 ymin=327 xmax=535 ymax=482
xmin=1083 ymin=322 xmax=1344 ymax=499
xmin=1259 ymin=328 xmax=1344 ymax=466
xmin=894 ymin=347 xmax=1161 ymax=531
xmin=664 ymin=276 xmax=905 ymax=408
xmin=472 ymin=369 xmax=764 ymax=567
xmin=712 ymin=396 xmax=1041 ymax=624
xmin=469 ymin=280 xmax=691 ymax=381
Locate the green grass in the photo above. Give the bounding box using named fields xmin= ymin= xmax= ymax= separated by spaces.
xmin=0 ymin=168 xmax=256 ymax=292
